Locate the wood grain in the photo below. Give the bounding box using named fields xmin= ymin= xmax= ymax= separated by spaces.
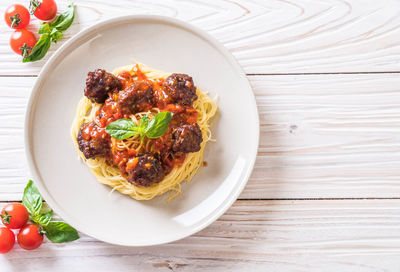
xmin=249 ymin=73 xmax=400 ymax=199
xmin=1 ymin=200 xmax=400 ymax=271
xmin=0 ymin=74 xmax=399 ymax=200
xmin=1 ymin=0 xmax=400 ymax=75
xmin=1 ymin=0 xmax=400 ymax=270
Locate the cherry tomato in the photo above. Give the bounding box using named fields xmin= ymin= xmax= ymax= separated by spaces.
xmin=30 ymin=0 xmax=57 ymax=21
xmin=4 ymin=4 xmax=31 ymax=29
xmin=1 ymin=203 xmax=29 ymax=229
xmin=0 ymin=227 xmax=15 ymax=254
xmin=10 ymin=29 xmax=37 ymax=57
xmin=17 ymin=224 xmax=44 ymax=250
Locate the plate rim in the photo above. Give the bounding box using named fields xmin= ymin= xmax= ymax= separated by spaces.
xmin=24 ymin=15 xmax=260 ymax=246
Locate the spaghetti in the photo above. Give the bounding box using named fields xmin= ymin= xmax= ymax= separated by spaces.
xmin=71 ymin=63 xmax=217 ymax=201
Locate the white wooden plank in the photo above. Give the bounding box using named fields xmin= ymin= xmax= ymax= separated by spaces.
xmin=1 ymin=200 xmax=400 ymax=271
xmin=0 ymin=77 xmax=30 ymax=201
xmin=1 ymin=0 xmax=400 ymax=75
xmin=0 ymin=74 xmax=399 ymax=200
xmin=248 ymin=73 xmax=400 ymax=199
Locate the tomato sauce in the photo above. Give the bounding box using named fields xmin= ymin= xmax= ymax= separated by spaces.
xmin=93 ymin=66 xmax=199 ymax=173
xmin=81 ymin=121 xmax=108 ymax=141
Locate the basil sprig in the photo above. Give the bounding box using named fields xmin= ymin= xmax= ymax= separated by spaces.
xmin=23 ymin=3 xmax=75 ymax=63
xmin=48 ymin=3 xmax=75 ymax=31
xmin=22 ymin=180 xmax=79 ymax=243
xmin=106 ymin=111 xmax=173 ymax=141
xmin=22 ymin=179 xmax=43 ymax=217
xmin=44 ymin=222 xmax=79 ymax=243
xmin=22 ymin=33 xmax=52 ymax=63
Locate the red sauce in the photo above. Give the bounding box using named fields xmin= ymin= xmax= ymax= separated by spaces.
xmin=133 ymin=64 xmax=148 ymax=81
xmin=116 ymin=71 xmax=133 ymax=89
xmin=81 ymin=122 xmax=108 ymax=141
xmin=95 ymin=66 xmax=199 ymax=174
xmin=95 ymin=96 xmax=127 ymax=127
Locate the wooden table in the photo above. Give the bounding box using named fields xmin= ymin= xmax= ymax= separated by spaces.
xmin=1 ymin=0 xmax=400 ymax=271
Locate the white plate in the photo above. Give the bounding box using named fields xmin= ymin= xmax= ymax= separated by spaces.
xmin=25 ymin=15 xmax=259 ymax=246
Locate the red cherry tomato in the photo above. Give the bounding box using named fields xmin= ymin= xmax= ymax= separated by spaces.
xmin=30 ymin=0 xmax=57 ymax=21
xmin=0 ymin=227 xmax=15 ymax=254
xmin=17 ymin=224 xmax=44 ymax=250
xmin=1 ymin=203 xmax=29 ymax=229
xmin=10 ymin=29 xmax=37 ymax=57
xmin=4 ymin=4 xmax=31 ymax=29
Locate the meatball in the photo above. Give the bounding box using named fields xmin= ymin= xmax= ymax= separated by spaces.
xmin=126 ymin=153 xmax=165 ymax=187
xmin=77 ymin=122 xmax=110 ymax=159
xmin=84 ymin=69 xmax=122 ymax=103
xmin=164 ymin=73 xmax=198 ymax=106
xmin=118 ymin=81 xmax=154 ymax=113
xmin=172 ymin=123 xmax=203 ymax=153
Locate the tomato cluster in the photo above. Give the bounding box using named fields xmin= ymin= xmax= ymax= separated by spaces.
xmin=0 ymin=203 xmax=43 ymax=253
xmin=4 ymin=0 xmax=58 ymax=57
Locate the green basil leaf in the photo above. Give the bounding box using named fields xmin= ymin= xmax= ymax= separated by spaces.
xmin=50 ymin=28 xmax=64 ymax=43
xmin=139 ymin=115 xmax=150 ymax=130
xmin=138 ymin=116 xmax=150 ymax=142
xmin=32 ymin=210 xmax=53 ymax=226
xmin=44 ymin=221 xmax=79 ymax=243
xmin=106 ymin=119 xmax=139 ymax=140
xmin=22 ymin=180 xmax=42 ymax=217
xmin=39 ymin=202 xmax=53 ymax=215
xmin=50 ymin=3 xmax=75 ymax=32
xmin=22 ymin=33 xmax=51 ymax=63
xmin=145 ymin=111 xmax=173 ymax=139
xmin=38 ymin=23 xmax=51 ymax=34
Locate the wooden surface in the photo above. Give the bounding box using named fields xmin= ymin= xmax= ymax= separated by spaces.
xmin=0 ymin=0 xmax=399 ymax=271
xmin=2 ymin=200 xmax=400 ymax=272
